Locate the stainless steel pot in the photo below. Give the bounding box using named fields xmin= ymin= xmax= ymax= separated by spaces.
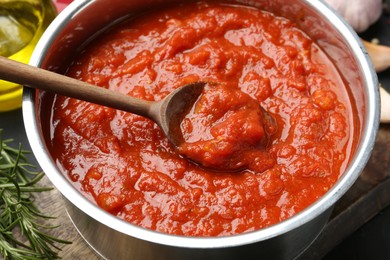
xmin=22 ymin=0 xmax=380 ymax=259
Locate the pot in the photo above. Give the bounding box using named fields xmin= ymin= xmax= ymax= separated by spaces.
xmin=22 ymin=0 xmax=380 ymax=259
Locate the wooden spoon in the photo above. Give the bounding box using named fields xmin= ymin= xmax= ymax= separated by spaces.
xmin=363 ymin=40 xmax=390 ymax=73
xmin=0 ymin=56 xmax=204 ymax=147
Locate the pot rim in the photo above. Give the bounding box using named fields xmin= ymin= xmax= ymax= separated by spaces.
xmin=22 ymin=0 xmax=380 ymax=249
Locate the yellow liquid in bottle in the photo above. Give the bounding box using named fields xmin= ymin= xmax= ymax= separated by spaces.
xmin=0 ymin=0 xmax=56 ymax=112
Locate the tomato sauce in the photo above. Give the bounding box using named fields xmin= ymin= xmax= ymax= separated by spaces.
xmin=178 ymin=82 xmax=277 ymax=171
xmin=49 ymin=1 xmax=357 ymax=236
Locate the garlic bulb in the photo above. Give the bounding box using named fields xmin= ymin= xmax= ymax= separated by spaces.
xmin=324 ymin=0 xmax=382 ymax=33
xmin=363 ymin=40 xmax=390 ymax=72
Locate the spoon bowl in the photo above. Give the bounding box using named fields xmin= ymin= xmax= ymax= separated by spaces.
xmin=0 ymin=56 xmax=204 ymax=147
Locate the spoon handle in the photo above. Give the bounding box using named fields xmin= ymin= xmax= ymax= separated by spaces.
xmin=0 ymin=56 xmax=153 ymax=117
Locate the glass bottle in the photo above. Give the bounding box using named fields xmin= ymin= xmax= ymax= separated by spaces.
xmin=0 ymin=0 xmax=56 ymax=112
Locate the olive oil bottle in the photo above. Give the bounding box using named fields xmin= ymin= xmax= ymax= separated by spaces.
xmin=0 ymin=0 xmax=56 ymax=111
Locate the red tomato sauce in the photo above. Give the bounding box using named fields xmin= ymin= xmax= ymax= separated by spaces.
xmin=178 ymin=82 xmax=277 ymax=171
xmin=49 ymin=1 xmax=357 ymax=236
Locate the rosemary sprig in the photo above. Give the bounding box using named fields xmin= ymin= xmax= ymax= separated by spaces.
xmin=0 ymin=129 xmax=71 ymax=259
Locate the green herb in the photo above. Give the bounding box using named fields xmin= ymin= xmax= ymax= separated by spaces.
xmin=0 ymin=129 xmax=71 ymax=259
